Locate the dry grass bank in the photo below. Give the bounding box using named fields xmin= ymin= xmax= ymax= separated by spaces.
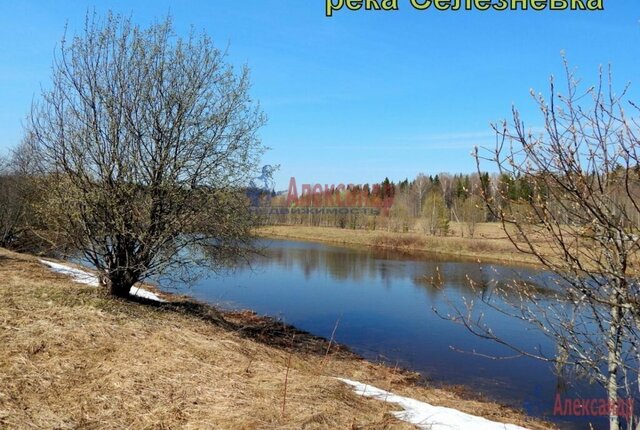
xmin=0 ymin=247 xmax=551 ymax=429
xmin=256 ymin=224 xmax=542 ymax=267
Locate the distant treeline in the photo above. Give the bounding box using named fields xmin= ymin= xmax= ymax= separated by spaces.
xmin=256 ymin=171 xmax=543 ymax=237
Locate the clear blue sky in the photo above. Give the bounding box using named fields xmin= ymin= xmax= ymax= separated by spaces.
xmin=0 ymin=1 xmax=638 ymax=189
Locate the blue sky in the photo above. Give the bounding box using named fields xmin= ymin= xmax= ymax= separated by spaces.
xmin=0 ymin=1 xmax=638 ymax=189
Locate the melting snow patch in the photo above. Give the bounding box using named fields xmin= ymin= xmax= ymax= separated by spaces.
xmin=129 ymin=285 xmax=165 ymax=302
xmin=40 ymin=260 xmax=99 ymax=286
xmin=40 ymin=260 xmax=166 ymax=303
xmin=337 ymin=378 xmax=529 ymax=430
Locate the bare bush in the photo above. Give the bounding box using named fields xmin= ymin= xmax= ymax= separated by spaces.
xmin=0 ymin=143 xmax=45 ymax=252
xmin=0 ymin=155 xmax=23 ymax=248
xmin=27 ymin=13 xmax=265 ymax=297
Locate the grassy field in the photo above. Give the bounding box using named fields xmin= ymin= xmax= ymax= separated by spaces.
xmin=256 ymin=223 xmax=542 ymax=267
xmin=0 ymin=247 xmax=552 ymax=429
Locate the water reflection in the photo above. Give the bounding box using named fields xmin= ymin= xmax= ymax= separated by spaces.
xmin=179 ymin=238 xmax=607 ymax=429
xmin=254 ymin=239 xmax=557 ymax=299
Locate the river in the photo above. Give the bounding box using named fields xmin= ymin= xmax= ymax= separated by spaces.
xmin=177 ymin=238 xmax=613 ymax=429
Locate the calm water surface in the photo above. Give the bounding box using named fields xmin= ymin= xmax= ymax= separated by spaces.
xmin=177 ymin=238 xmax=610 ymax=429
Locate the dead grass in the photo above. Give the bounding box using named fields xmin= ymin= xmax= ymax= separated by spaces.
xmin=0 ymin=247 xmax=552 ymax=429
xmin=257 ymin=224 xmax=543 ymax=267
xmin=371 ymin=235 xmax=426 ymax=250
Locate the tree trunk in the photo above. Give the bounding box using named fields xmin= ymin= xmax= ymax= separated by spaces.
xmin=109 ymin=280 xmax=132 ymax=298
xmin=607 ymin=293 xmax=623 ymax=430
xmin=100 ymin=270 xmax=136 ymax=298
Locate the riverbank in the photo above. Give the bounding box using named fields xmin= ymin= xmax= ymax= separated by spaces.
xmin=0 ymin=247 xmax=551 ymax=429
xmin=256 ymin=224 xmax=542 ymax=267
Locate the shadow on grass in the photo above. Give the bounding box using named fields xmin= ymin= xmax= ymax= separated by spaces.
xmin=225 ymin=309 xmax=354 ymax=357
xmin=127 ymin=293 xmax=353 ymax=357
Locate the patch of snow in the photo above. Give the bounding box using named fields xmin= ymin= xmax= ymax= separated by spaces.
xmin=337 ymin=378 xmax=529 ymax=430
xmin=40 ymin=260 xmax=99 ymax=286
xmin=40 ymin=260 xmax=166 ymax=303
xmin=129 ymin=285 xmax=166 ymax=302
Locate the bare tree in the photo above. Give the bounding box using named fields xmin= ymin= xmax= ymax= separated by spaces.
xmin=422 ymin=190 xmax=449 ymax=236
xmin=413 ymin=173 xmax=430 ymax=216
xmin=390 ymin=191 xmax=411 ymax=233
xmin=460 ymin=61 xmax=640 ymax=430
xmin=459 ymin=194 xmax=484 ymax=238
xmin=27 ymin=13 xmax=265 ymax=297
xmin=0 ymin=143 xmax=39 ymax=251
xmin=0 ymin=155 xmax=23 ymax=248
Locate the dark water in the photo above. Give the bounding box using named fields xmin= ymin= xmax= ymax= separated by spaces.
xmin=178 ymin=238 xmax=612 ymax=429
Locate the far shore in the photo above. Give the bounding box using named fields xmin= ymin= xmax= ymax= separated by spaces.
xmin=255 ymin=223 xmax=542 ymax=268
